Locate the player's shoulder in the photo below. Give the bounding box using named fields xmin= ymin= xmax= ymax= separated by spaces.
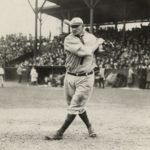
xmin=64 ymin=33 xmax=78 ymax=44
xmin=84 ymin=31 xmax=97 ymax=39
xmin=65 ymin=33 xmax=74 ymax=40
xmin=83 ymin=31 xmax=97 ymax=43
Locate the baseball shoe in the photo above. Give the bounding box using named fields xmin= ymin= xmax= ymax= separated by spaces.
xmin=88 ymin=126 xmax=97 ymax=137
xmin=45 ymin=130 xmax=63 ymax=140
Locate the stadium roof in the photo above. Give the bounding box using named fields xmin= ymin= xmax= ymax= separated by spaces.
xmin=41 ymin=0 xmax=150 ymax=24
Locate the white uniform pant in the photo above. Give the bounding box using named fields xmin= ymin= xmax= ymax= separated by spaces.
xmin=64 ymin=73 xmax=94 ymax=115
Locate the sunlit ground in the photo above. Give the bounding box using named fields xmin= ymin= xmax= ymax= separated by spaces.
xmin=0 ymin=82 xmax=150 ymax=150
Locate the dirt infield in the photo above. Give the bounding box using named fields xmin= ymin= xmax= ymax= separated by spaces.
xmin=0 ymin=82 xmax=150 ymax=150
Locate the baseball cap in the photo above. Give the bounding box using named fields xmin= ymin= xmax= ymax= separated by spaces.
xmin=70 ymin=17 xmax=84 ymax=26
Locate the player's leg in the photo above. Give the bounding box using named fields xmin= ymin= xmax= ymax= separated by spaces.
xmin=45 ymin=74 xmax=76 ymax=140
xmin=79 ymin=111 xmax=96 ymax=137
xmin=45 ymin=113 xmax=76 ymax=140
xmin=72 ymin=74 xmax=96 ymax=137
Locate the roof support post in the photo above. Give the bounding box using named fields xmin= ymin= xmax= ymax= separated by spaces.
xmin=60 ymin=9 xmax=66 ymax=33
xmin=83 ymin=0 xmax=94 ymax=33
xmin=39 ymin=13 xmax=42 ymax=52
xmin=122 ymin=1 xmax=127 ymax=47
xmin=28 ymin=0 xmax=47 ymax=61
xmin=90 ymin=3 xmax=94 ymax=33
xmin=122 ymin=19 xmax=126 ymax=47
xmin=34 ymin=0 xmax=38 ymax=62
xmin=114 ymin=22 xmax=118 ymax=31
xmin=67 ymin=10 xmax=71 ymax=33
xmin=83 ymin=0 xmax=100 ymax=33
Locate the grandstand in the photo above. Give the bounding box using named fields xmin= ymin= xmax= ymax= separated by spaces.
xmin=0 ymin=0 xmax=150 ymax=89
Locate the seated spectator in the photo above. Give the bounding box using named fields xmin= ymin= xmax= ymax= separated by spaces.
xmin=105 ymin=72 xmax=118 ymax=86
xmin=112 ymin=73 xmax=127 ymax=88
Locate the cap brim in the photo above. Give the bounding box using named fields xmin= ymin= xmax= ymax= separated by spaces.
xmin=70 ymin=23 xmax=83 ymax=26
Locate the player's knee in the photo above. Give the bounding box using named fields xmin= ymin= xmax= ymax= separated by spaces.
xmin=77 ymin=94 xmax=88 ymax=102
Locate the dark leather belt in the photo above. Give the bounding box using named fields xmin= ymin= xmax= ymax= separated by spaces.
xmin=67 ymin=71 xmax=93 ymax=76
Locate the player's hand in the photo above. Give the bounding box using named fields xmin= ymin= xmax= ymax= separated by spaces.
xmin=102 ymin=40 xmax=114 ymax=54
xmin=95 ymin=40 xmax=114 ymax=55
xmin=97 ymin=38 xmax=105 ymax=46
xmin=102 ymin=41 xmax=114 ymax=49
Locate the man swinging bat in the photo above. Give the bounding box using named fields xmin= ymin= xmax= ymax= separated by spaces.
xmin=45 ymin=17 xmax=110 ymax=140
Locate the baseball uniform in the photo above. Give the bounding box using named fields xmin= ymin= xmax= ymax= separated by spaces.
xmin=64 ymin=30 xmax=98 ymax=114
xmin=45 ymin=17 xmax=104 ymax=140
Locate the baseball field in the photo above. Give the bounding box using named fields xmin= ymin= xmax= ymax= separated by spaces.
xmin=0 ymin=82 xmax=150 ymax=150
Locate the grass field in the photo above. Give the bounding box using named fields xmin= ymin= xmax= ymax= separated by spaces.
xmin=0 ymin=82 xmax=150 ymax=150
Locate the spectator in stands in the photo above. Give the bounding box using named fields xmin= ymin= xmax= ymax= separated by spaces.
xmin=112 ymin=73 xmax=127 ymax=88
xmin=2 ymin=25 xmax=150 ymax=89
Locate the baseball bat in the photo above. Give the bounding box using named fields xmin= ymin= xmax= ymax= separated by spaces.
xmin=63 ymin=19 xmax=71 ymax=26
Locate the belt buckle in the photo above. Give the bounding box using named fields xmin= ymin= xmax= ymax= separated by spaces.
xmin=76 ymin=73 xmax=79 ymax=76
xmin=85 ymin=72 xmax=88 ymax=76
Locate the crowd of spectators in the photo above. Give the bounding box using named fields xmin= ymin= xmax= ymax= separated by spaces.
xmin=34 ymin=35 xmax=66 ymax=66
xmin=94 ymin=24 xmax=150 ymax=71
xmin=0 ymin=33 xmax=66 ymax=67
xmin=33 ymin=34 xmax=66 ymax=66
xmin=1 ymin=24 xmax=150 ymax=70
xmin=0 ymin=33 xmax=35 ymax=63
xmin=1 ymin=23 xmax=150 ymax=88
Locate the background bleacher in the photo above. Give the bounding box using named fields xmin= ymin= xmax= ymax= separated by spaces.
xmin=1 ymin=24 xmax=150 ymax=88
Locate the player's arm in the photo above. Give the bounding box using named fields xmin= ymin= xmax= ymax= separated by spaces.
xmin=64 ymin=41 xmax=86 ymax=56
xmin=64 ymin=38 xmax=104 ymax=57
xmin=64 ymin=42 xmax=97 ymax=57
xmin=80 ymin=38 xmax=104 ymax=54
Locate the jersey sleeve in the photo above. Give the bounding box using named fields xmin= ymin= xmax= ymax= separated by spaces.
xmin=64 ymin=34 xmax=99 ymax=57
xmin=64 ymin=36 xmax=82 ymax=54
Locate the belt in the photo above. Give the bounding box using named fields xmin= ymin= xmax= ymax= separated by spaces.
xmin=67 ymin=71 xmax=93 ymax=76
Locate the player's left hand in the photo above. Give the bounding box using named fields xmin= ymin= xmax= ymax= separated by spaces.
xmin=102 ymin=41 xmax=114 ymax=50
xmin=95 ymin=40 xmax=114 ymax=55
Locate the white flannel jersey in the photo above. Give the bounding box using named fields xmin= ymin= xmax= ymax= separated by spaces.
xmin=64 ymin=31 xmax=97 ymax=73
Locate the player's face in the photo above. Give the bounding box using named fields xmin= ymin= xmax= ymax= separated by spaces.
xmin=71 ymin=25 xmax=84 ymax=36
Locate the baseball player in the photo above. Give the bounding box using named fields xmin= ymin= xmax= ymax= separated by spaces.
xmin=45 ymin=17 xmax=105 ymax=140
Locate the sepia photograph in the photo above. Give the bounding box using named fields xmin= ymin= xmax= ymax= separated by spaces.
xmin=0 ymin=0 xmax=150 ymax=150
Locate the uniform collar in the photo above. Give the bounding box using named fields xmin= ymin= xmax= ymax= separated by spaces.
xmin=74 ymin=30 xmax=85 ymax=38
